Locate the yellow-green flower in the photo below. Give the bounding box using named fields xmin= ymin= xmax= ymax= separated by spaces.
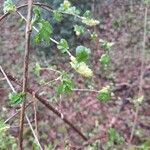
xmin=70 ymin=56 xmax=93 ymax=78
xmin=82 ymin=18 xmax=100 ymax=26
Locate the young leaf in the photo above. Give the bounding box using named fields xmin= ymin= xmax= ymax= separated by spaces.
xmin=83 ymin=10 xmax=92 ymax=19
xmin=3 ymin=0 xmax=16 ymax=13
xmin=32 ymin=6 xmax=42 ymax=25
xmin=8 ymin=92 xmax=26 ymax=106
xmin=108 ymin=128 xmax=124 ymax=144
xmin=57 ymin=73 xmax=74 ymax=95
xmin=90 ymin=32 xmax=98 ymax=41
xmin=97 ymin=86 xmax=111 ymax=102
xmin=99 ymin=53 xmax=111 ymax=67
xmin=57 ymin=39 xmax=69 ymax=53
xmin=59 ymin=0 xmax=71 ymax=11
xmin=34 ymin=20 xmax=53 ymax=45
xmin=74 ymin=25 xmax=85 ymax=36
xmin=99 ymin=39 xmax=114 ymax=51
xmin=82 ymin=18 xmax=100 ymax=26
xmin=33 ymin=62 xmax=41 ymax=76
xmin=64 ymin=6 xmax=80 ymax=15
xmin=70 ymin=56 xmax=93 ymax=78
xmin=76 ymin=46 xmax=91 ymax=63
xmin=53 ymin=10 xmax=63 ymax=22
xmin=0 ymin=121 xmax=9 ymax=133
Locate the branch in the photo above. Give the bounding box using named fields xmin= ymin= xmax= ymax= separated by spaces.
xmin=0 ymin=3 xmax=53 ymax=22
xmin=19 ymin=0 xmax=33 ymax=149
xmin=6 ymin=73 xmax=88 ymax=141
xmin=4 ymin=101 xmax=33 ymax=124
xmin=25 ymin=113 xmax=43 ymax=150
xmin=129 ymin=6 xmax=148 ymax=143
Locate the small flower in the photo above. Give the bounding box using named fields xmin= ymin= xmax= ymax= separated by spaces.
xmin=70 ymin=56 xmax=93 ymax=78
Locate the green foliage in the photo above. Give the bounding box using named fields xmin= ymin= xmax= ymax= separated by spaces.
xmin=144 ymin=0 xmax=150 ymax=5
xmin=76 ymin=45 xmax=91 ymax=63
xmin=53 ymin=10 xmax=63 ymax=22
xmin=34 ymin=20 xmax=53 ymax=45
xmin=0 ymin=120 xmax=17 ymax=150
xmin=82 ymin=10 xmax=99 ymax=26
xmin=100 ymin=39 xmax=114 ymax=51
xmin=41 ymin=0 xmax=92 ymax=47
xmin=99 ymin=54 xmax=111 ymax=68
xmin=59 ymin=0 xmax=71 ymax=11
xmin=106 ymin=128 xmax=124 ymax=149
xmin=58 ymin=0 xmax=80 ymax=15
xmin=82 ymin=18 xmax=100 ymax=27
xmin=0 ymin=121 xmax=9 ymax=133
xmin=3 ymin=0 xmax=16 ymax=13
xmin=33 ymin=62 xmax=41 ymax=76
xmin=70 ymin=56 xmax=93 ymax=78
xmin=97 ymin=86 xmax=112 ymax=102
xmin=57 ymin=39 xmax=69 ymax=53
xmin=32 ymin=7 xmax=42 ymax=25
xmin=8 ymin=92 xmax=26 ymax=106
xmin=83 ymin=10 xmax=92 ymax=19
xmin=140 ymin=139 xmax=150 ymax=150
xmin=90 ymin=32 xmax=98 ymax=41
xmin=57 ymin=73 xmax=74 ymax=95
xmin=74 ymin=25 xmax=85 ymax=36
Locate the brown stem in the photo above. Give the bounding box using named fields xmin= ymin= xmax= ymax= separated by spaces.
xmin=6 ymin=73 xmax=88 ymax=141
xmin=0 ymin=3 xmax=53 ymax=22
xmin=32 ymin=93 xmax=39 ymax=138
xmin=4 ymin=101 xmax=33 ymax=124
xmin=19 ymin=0 xmax=33 ymax=149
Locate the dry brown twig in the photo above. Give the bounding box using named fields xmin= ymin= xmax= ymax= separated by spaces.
xmin=19 ymin=0 xmax=33 ymax=149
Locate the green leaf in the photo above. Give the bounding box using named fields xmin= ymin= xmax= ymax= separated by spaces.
xmin=90 ymin=32 xmax=98 ymax=41
xmin=99 ymin=39 xmax=114 ymax=51
xmin=97 ymin=86 xmax=111 ymax=102
xmin=3 ymin=0 xmax=16 ymax=13
xmin=0 ymin=121 xmax=9 ymax=134
xmin=74 ymin=25 xmax=85 ymax=36
xmin=76 ymin=46 xmax=91 ymax=63
xmin=64 ymin=6 xmax=80 ymax=15
xmin=8 ymin=92 xmax=26 ymax=106
xmin=59 ymin=0 xmax=71 ymax=11
xmin=53 ymin=10 xmax=63 ymax=22
xmin=32 ymin=6 xmax=42 ymax=25
xmin=99 ymin=53 xmax=111 ymax=67
xmin=34 ymin=20 xmax=53 ymax=45
xmin=57 ymin=73 xmax=74 ymax=95
xmin=83 ymin=10 xmax=92 ymax=19
xmin=57 ymin=39 xmax=69 ymax=53
xmin=33 ymin=62 xmax=41 ymax=76
xmin=108 ymin=128 xmax=124 ymax=144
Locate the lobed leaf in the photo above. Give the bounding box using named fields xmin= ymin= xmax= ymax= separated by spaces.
xmin=76 ymin=45 xmax=91 ymax=63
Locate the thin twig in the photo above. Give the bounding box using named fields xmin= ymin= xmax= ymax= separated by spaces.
xmin=32 ymin=92 xmax=39 ymax=139
xmin=4 ymin=101 xmax=33 ymax=124
xmin=19 ymin=0 xmax=33 ymax=149
xmin=0 ymin=65 xmax=15 ymax=93
xmin=129 ymin=6 xmax=148 ymax=143
xmin=72 ymin=88 xmax=99 ymax=93
xmin=25 ymin=113 xmax=43 ymax=150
